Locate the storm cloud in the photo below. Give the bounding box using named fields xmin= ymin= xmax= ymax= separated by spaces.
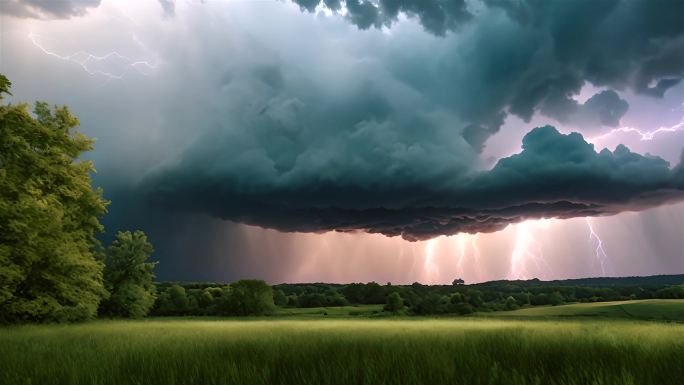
xmin=4 ymin=0 xmax=684 ymax=254
xmin=546 ymin=90 xmax=630 ymax=131
xmin=0 ymin=0 xmax=101 ymax=19
xmin=105 ymin=0 xmax=684 ymax=241
xmin=144 ymin=126 xmax=684 ymax=240
xmin=293 ymin=0 xmax=684 ymax=138
xmin=292 ymin=0 xmax=472 ymax=35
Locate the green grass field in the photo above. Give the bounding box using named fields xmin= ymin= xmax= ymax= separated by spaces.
xmin=483 ymin=299 xmax=684 ymax=321
xmin=273 ymin=304 xmax=384 ymax=317
xmin=2 ymin=300 xmax=684 ymax=385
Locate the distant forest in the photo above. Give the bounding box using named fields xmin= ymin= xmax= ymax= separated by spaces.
xmin=152 ymin=274 xmax=684 ymax=317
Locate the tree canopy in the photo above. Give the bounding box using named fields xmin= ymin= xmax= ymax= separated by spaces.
xmin=218 ymin=280 xmax=274 ymax=316
xmin=0 ymin=74 xmax=109 ymax=323
xmin=99 ymin=231 xmax=157 ymax=318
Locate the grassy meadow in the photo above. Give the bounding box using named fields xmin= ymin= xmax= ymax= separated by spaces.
xmin=2 ymin=300 xmax=684 ymax=385
xmin=484 ymin=299 xmax=684 ymax=321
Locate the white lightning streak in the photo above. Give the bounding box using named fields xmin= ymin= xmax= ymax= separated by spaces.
xmin=589 ymin=102 xmax=684 ymax=145
xmin=589 ymin=121 xmax=684 ymax=143
xmin=509 ymin=219 xmax=554 ymax=280
xmin=28 ymin=32 xmax=157 ymax=81
xmin=455 ymin=234 xmax=480 ymax=280
xmin=585 ymin=217 xmax=609 ymax=275
xmin=583 ymin=105 xmax=684 ymax=276
xmin=423 ymin=238 xmax=439 ymax=284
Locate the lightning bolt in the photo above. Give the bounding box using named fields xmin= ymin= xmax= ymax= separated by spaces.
xmin=454 ymin=233 xmax=482 ymax=282
xmin=469 ymin=235 xmax=484 ymax=282
xmin=28 ymin=32 xmax=157 ymax=81
xmin=585 ymin=217 xmax=609 ymax=275
xmin=422 ymin=238 xmax=440 ymax=284
xmin=588 ymin=102 xmax=684 ymax=145
xmin=509 ymin=219 xmax=554 ymax=280
xmin=583 ymin=105 xmax=684 ymax=276
xmin=589 ymin=121 xmax=684 ymax=143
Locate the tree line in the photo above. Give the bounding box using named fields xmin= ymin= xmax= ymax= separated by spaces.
xmin=149 ymin=278 xmax=684 ymax=317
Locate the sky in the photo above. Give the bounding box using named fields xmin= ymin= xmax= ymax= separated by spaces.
xmin=1 ymin=0 xmax=684 ymax=284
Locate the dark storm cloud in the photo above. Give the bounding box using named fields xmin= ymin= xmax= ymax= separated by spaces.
xmin=0 ymin=0 xmax=101 ymax=19
xmin=104 ymin=0 xmax=684 ymax=242
xmin=543 ymin=90 xmax=629 ymax=131
xmin=143 ymin=126 xmax=684 ymax=241
xmin=292 ymin=0 xmax=684 ymax=141
xmin=12 ymin=0 xmax=684 ymax=251
xmin=292 ymin=0 xmax=472 ymax=35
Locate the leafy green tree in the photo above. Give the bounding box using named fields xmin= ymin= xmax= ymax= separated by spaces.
xmin=513 ymin=292 xmax=531 ymax=306
xmin=466 ymin=289 xmax=484 ymax=307
xmin=531 ymin=293 xmax=549 ymax=306
xmin=218 ymin=280 xmax=274 ymax=316
xmin=198 ymin=289 xmax=215 ymax=309
xmin=549 ymin=291 xmax=565 ymax=306
xmin=153 ymin=284 xmax=190 ymax=316
xmin=384 ymin=292 xmax=405 ymax=313
xmin=167 ymin=284 xmax=189 ymax=314
xmin=504 ymin=296 xmax=520 ymax=310
xmin=273 ymin=289 xmax=287 ymax=306
xmin=0 ymin=74 xmax=108 ymax=323
xmin=412 ymin=294 xmax=447 ymax=315
xmin=286 ymin=295 xmax=299 ymax=307
xmin=450 ymin=292 xmax=465 ymax=304
xmin=99 ymin=231 xmax=157 ymax=318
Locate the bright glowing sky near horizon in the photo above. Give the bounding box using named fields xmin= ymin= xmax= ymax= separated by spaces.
xmin=2 ymin=0 xmax=684 ymax=284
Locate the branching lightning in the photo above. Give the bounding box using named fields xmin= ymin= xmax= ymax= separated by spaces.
xmin=455 ymin=234 xmax=482 ymax=282
xmin=585 ymin=217 xmax=609 ymax=275
xmin=584 ymin=105 xmax=684 ymax=276
xmin=28 ymin=32 xmax=157 ymax=81
xmin=509 ymin=219 xmax=554 ymax=280
xmin=589 ymin=121 xmax=684 ymax=143
xmin=589 ymin=102 xmax=684 ymax=145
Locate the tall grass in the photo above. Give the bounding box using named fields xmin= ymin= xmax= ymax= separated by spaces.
xmin=1 ymin=319 xmax=683 ymax=385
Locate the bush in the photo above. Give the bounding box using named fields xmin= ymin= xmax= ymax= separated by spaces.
xmin=218 ymin=280 xmax=274 ymax=316
xmin=384 ymin=292 xmax=405 ymax=313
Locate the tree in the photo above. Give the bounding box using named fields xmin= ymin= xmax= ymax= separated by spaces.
xmin=153 ymin=284 xmax=190 ymax=316
xmin=99 ymin=231 xmax=157 ymax=318
xmin=452 ymin=278 xmax=465 ymax=286
xmin=198 ymin=289 xmax=215 ymax=309
xmin=0 ymin=74 xmax=108 ymax=323
xmin=384 ymin=292 xmax=404 ymax=313
xmin=531 ymin=293 xmax=549 ymax=306
xmin=273 ymin=289 xmax=287 ymax=306
xmin=549 ymin=291 xmax=565 ymax=306
xmin=412 ymin=294 xmax=447 ymax=315
xmin=504 ymin=296 xmax=519 ymax=310
xmin=218 ymin=280 xmax=274 ymax=316
xmin=466 ymin=289 xmax=484 ymax=307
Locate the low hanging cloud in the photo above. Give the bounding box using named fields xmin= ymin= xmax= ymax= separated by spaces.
xmin=143 ymin=126 xmax=684 ymax=241
xmin=0 ymin=0 xmax=101 ymax=19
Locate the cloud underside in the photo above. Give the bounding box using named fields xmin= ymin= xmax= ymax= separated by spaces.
xmin=145 ymin=126 xmax=684 ymax=240
xmin=0 ymin=0 xmax=101 ymax=19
